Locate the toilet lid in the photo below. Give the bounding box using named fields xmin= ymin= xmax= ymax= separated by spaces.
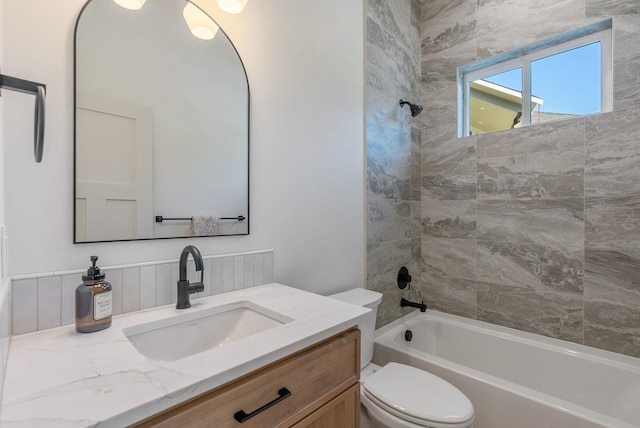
xmin=362 ymin=362 xmax=474 ymax=425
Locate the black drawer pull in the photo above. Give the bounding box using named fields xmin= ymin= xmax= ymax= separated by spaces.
xmin=234 ymin=387 xmax=292 ymax=423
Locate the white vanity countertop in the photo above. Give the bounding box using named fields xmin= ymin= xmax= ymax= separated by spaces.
xmin=0 ymin=283 xmax=369 ymax=427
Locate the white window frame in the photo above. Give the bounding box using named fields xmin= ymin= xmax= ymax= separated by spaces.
xmin=458 ymin=19 xmax=613 ymax=137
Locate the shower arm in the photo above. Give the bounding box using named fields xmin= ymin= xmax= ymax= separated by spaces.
xmin=399 ymin=99 xmax=423 ymax=117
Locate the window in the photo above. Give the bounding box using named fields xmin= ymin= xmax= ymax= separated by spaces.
xmin=458 ymin=19 xmax=612 ymax=137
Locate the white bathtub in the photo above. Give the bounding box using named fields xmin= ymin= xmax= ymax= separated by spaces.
xmin=372 ymin=310 xmax=640 ymax=428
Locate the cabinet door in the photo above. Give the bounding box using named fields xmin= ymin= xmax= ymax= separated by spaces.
xmin=132 ymin=329 xmax=360 ymax=428
xmin=292 ymin=384 xmax=360 ymax=428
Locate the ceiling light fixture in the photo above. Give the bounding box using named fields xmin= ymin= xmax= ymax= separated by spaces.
xmin=113 ymin=0 xmax=147 ymax=11
xmin=217 ymin=0 xmax=248 ymax=14
xmin=183 ymin=2 xmax=219 ymax=40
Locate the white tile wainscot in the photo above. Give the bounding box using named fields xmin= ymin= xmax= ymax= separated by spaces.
xmin=10 ymin=250 xmax=273 ymax=335
xmin=0 ymin=278 xmax=11 ymax=408
xmin=0 ymin=283 xmax=369 ymax=427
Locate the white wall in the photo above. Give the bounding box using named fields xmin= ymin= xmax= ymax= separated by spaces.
xmin=0 ymin=0 xmax=6 ymax=270
xmin=0 ymin=0 xmax=10 ymax=404
xmin=0 ymin=8 xmax=3 ymax=233
xmin=0 ymin=0 xmax=4 ymax=231
xmin=2 ymin=0 xmax=365 ymax=295
xmin=0 ymin=0 xmax=7 ymax=280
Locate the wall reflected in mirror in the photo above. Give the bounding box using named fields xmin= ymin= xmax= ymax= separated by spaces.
xmin=74 ymin=0 xmax=249 ymax=243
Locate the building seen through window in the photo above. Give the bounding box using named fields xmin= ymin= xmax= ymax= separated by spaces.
xmin=461 ymin=20 xmax=611 ymax=137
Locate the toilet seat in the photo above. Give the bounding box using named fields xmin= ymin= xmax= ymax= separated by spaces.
xmin=361 ymin=363 xmax=474 ymax=428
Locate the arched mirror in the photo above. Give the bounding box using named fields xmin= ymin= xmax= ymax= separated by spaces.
xmin=74 ymin=0 xmax=249 ymax=243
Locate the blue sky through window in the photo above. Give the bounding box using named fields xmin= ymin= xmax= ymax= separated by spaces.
xmin=484 ymin=42 xmax=601 ymax=115
xmin=485 ymin=68 xmax=522 ymax=92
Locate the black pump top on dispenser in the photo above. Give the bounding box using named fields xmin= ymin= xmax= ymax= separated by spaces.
xmin=82 ymin=256 xmax=105 ymax=281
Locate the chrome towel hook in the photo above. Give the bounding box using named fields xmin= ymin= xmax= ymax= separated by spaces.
xmin=0 ymin=74 xmax=47 ymax=163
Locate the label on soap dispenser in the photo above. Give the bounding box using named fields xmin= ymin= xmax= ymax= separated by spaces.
xmin=94 ymin=291 xmax=112 ymax=320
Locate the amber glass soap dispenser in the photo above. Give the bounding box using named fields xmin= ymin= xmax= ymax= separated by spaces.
xmin=76 ymin=256 xmax=112 ymax=333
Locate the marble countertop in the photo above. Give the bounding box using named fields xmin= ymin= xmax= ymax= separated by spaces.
xmin=0 ymin=283 xmax=369 ymax=427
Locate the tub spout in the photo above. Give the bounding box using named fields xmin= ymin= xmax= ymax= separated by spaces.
xmin=400 ymin=298 xmax=427 ymax=312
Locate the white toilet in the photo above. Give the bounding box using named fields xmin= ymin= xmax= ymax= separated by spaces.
xmin=330 ymin=288 xmax=474 ymax=428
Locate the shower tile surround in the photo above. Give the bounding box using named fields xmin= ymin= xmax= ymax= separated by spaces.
xmin=10 ymin=250 xmax=273 ymax=335
xmin=366 ymin=0 xmax=424 ymax=328
xmin=417 ymin=0 xmax=640 ymax=357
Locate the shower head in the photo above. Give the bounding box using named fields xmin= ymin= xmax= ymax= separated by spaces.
xmin=399 ymin=99 xmax=423 ymax=117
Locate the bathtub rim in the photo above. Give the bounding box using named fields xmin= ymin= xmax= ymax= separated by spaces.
xmin=374 ymin=310 xmax=640 ymax=428
xmin=376 ymin=310 xmax=640 ymax=372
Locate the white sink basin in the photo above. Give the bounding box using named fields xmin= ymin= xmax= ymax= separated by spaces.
xmin=123 ymin=301 xmax=293 ymax=362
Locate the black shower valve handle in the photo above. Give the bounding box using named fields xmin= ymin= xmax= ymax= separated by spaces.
xmin=397 ymin=266 xmax=412 ymax=290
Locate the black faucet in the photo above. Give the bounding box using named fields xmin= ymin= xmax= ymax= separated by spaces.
xmin=176 ymin=245 xmax=205 ymax=309
xmin=400 ymin=298 xmax=427 ymax=312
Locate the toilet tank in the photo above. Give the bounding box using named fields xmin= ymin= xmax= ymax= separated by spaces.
xmin=329 ymin=288 xmax=382 ymax=369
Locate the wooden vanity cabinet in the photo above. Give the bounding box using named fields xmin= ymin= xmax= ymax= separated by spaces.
xmin=132 ymin=328 xmax=360 ymax=428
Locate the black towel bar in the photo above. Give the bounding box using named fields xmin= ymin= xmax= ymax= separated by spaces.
xmin=155 ymin=215 xmax=246 ymax=223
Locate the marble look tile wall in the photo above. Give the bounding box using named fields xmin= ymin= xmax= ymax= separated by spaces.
xmin=10 ymin=250 xmax=273 ymax=335
xmin=366 ymin=0 xmax=423 ymax=328
xmin=420 ymin=0 xmax=640 ymax=357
